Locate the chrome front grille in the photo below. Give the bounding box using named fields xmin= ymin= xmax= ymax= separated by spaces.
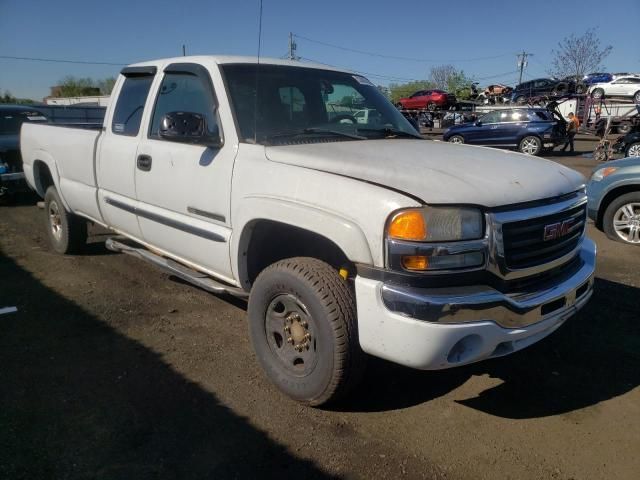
xmin=487 ymin=192 xmax=588 ymax=280
xmin=502 ymin=204 xmax=587 ymax=269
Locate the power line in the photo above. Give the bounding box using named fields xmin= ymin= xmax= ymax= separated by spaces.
xmin=294 ymin=34 xmax=512 ymax=63
xmin=299 ymin=56 xmax=421 ymax=83
xmin=0 ymin=54 xmax=126 ymax=66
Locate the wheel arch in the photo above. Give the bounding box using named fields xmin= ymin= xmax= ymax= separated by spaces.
xmin=232 ymin=200 xmax=374 ymax=291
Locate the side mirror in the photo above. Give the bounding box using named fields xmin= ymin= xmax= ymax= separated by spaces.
xmin=159 ymin=111 xmax=222 ymax=148
xmin=475 ymin=121 xmax=482 ymax=126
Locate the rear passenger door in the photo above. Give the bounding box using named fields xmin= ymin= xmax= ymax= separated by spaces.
xmin=97 ymin=66 xmax=156 ymax=239
xmin=134 ymin=62 xmax=236 ymax=282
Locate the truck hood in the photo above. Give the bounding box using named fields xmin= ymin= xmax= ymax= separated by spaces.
xmin=265 ymin=139 xmax=585 ymax=207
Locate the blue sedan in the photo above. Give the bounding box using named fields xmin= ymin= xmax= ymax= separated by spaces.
xmin=443 ymin=108 xmax=567 ymax=156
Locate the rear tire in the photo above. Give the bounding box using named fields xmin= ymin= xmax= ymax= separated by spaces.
xmin=44 ymin=186 xmax=87 ymax=254
xmin=617 ymin=122 xmax=632 ymax=135
xmin=427 ymin=102 xmax=437 ymax=112
xmin=248 ymin=257 xmax=365 ymax=406
xmin=591 ymin=88 xmax=604 ymax=99
xmin=518 ymin=136 xmax=542 ymax=155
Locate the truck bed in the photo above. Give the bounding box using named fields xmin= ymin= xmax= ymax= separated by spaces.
xmin=21 ymin=122 xmax=103 ymax=222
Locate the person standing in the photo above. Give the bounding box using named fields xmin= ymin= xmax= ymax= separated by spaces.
xmin=562 ymin=112 xmax=580 ymax=153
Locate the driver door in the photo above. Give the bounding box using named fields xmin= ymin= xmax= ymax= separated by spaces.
xmin=134 ymin=62 xmax=236 ymax=281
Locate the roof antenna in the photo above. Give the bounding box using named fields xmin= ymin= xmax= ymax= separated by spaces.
xmin=253 ymin=0 xmax=263 ymax=144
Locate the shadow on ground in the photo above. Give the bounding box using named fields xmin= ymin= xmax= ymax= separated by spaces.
xmin=342 ymin=277 xmax=640 ymax=417
xmin=0 ymin=249 xmax=332 ymax=479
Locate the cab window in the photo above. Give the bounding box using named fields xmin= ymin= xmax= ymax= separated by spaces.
xmin=111 ymin=76 xmax=154 ymax=136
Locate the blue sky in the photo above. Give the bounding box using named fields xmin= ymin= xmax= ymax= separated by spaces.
xmin=1 ymin=0 xmax=638 ymax=100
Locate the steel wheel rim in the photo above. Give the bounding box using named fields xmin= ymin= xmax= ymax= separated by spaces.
xmin=450 ymin=136 xmax=463 ymax=144
xmin=264 ymin=293 xmax=318 ymax=377
xmin=629 ymin=145 xmax=640 ymax=157
xmin=48 ymin=200 xmax=62 ymax=240
xmin=593 ymin=90 xmax=603 ymax=99
xmin=613 ymin=203 xmax=640 ymax=243
xmin=521 ymin=138 xmax=539 ymax=155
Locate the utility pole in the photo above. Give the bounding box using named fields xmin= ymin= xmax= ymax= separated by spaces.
xmin=182 ymin=44 xmax=186 ymax=56
xmin=288 ymin=32 xmax=298 ymax=60
xmin=517 ymin=51 xmax=533 ymax=84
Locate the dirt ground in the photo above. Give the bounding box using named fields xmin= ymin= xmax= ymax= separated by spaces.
xmin=1 ymin=138 xmax=638 ymax=480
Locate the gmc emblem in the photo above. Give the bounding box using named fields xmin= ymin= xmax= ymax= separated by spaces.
xmin=543 ymin=219 xmax=576 ymax=241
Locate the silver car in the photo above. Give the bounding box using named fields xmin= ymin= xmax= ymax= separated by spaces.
xmin=587 ymin=157 xmax=640 ymax=244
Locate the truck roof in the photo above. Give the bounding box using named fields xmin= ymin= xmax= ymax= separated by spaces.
xmin=127 ymin=55 xmax=351 ymax=74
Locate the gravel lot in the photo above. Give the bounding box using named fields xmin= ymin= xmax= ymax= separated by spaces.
xmin=1 ymin=138 xmax=638 ymax=480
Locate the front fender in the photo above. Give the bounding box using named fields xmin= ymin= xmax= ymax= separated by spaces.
xmin=231 ymin=196 xmax=374 ymax=283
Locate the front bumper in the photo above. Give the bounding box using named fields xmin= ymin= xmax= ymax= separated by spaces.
xmin=355 ymin=238 xmax=596 ymax=370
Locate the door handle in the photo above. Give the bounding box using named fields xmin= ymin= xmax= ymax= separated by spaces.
xmin=137 ymin=154 xmax=152 ymax=171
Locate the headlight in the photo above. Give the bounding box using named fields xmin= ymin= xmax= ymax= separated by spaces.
xmin=386 ymin=207 xmax=486 ymax=272
xmin=591 ymin=167 xmax=617 ymax=182
xmin=387 ymin=206 xmax=483 ymax=242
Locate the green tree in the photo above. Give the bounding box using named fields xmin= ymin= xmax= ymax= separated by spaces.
xmin=0 ymin=90 xmax=35 ymax=104
xmin=429 ymin=65 xmax=473 ymax=99
xmin=97 ymin=77 xmax=116 ymax=95
xmin=388 ymin=80 xmax=435 ymax=103
xmin=56 ymin=76 xmax=100 ymax=97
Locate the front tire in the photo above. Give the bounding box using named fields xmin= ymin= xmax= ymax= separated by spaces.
xmin=626 ymin=142 xmax=640 ymax=158
xmin=448 ymin=135 xmax=464 ymax=144
xmin=44 ymin=186 xmax=87 ymax=254
xmin=603 ymin=192 xmax=640 ymax=245
xmin=634 ymin=91 xmax=640 ymax=103
xmin=518 ymin=136 xmax=542 ymax=155
xmin=248 ymin=257 xmax=365 ymax=406
xmin=591 ymin=88 xmax=604 ymax=99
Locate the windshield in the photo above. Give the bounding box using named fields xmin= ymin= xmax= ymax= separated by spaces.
xmin=221 ymin=64 xmax=421 ymax=145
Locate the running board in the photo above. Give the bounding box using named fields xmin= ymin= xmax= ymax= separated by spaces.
xmin=105 ymin=237 xmax=249 ymax=298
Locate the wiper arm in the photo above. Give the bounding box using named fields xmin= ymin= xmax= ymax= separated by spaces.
xmin=265 ymin=128 xmax=366 ymax=141
xmin=357 ymin=127 xmax=423 ymax=139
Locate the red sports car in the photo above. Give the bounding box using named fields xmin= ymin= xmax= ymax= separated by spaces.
xmin=396 ymin=89 xmax=457 ymax=111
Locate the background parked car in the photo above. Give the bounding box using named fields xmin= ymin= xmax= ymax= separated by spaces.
xmin=588 ymin=157 xmax=640 ymax=244
xmin=510 ymin=78 xmax=565 ymax=103
xmin=396 ymin=89 xmax=456 ymax=111
xmin=588 ymin=76 xmax=640 ymax=103
xmin=0 ymin=105 xmax=47 ymax=197
xmin=612 ymin=126 xmax=640 ymax=158
xmin=443 ymin=107 xmax=566 ymax=155
xmin=583 ymin=72 xmax=613 ymax=85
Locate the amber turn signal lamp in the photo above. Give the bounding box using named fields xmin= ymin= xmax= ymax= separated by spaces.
xmin=401 ymin=255 xmax=429 ymax=271
xmin=388 ymin=210 xmax=427 ymax=241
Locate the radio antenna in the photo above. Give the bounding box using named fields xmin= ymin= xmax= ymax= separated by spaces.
xmin=253 ymin=0 xmax=263 ymax=144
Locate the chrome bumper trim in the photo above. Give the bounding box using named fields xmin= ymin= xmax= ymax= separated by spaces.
xmin=381 ymin=237 xmax=596 ymax=329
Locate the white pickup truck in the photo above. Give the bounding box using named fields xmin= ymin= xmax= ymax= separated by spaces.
xmin=21 ymin=56 xmax=596 ymax=406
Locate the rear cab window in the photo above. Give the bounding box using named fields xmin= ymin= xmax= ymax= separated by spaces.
xmin=111 ymin=71 xmax=155 ymax=136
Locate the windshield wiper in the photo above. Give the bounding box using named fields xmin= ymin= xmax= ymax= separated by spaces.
xmin=265 ymin=128 xmax=366 ymax=142
xmin=357 ymin=127 xmax=423 ymax=139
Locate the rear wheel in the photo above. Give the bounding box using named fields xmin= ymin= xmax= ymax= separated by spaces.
xmin=427 ymin=102 xmax=437 ymax=112
xmin=248 ymin=257 xmax=365 ymax=406
xmin=575 ymin=83 xmax=586 ymax=94
xmin=44 ymin=186 xmax=87 ymax=254
xmin=518 ymin=136 xmax=542 ymax=155
xmin=591 ymin=88 xmax=604 ymax=99
xmin=448 ymin=135 xmax=464 ymax=144
xmin=603 ymin=193 xmax=640 ymax=245
xmin=634 ymin=91 xmax=640 ymax=103
xmin=626 ymin=142 xmax=640 ymax=158
xmin=617 ymin=122 xmax=632 ymax=135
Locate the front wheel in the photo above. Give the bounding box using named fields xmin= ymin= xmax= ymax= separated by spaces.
xmin=448 ymin=135 xmax=464 ymax=144
xmin=518 ymin=136 xmax=542 ymax=155
xmin=248 ymin=257 xmax=365 ymax=406
xmin=634 ymin=91 xmax=640 ymax=103
xmin=603 ymin=193 xmax=640 ymax=244
xmin=44 ymin=186 xmax=87 ymax=254
xmin=427 ymin=102 xmax=437 ymax=112
xmin=626 ymin=142 xmax=640 ymax=158
xmin=591 ymin=88 xmax=604 ymax=99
